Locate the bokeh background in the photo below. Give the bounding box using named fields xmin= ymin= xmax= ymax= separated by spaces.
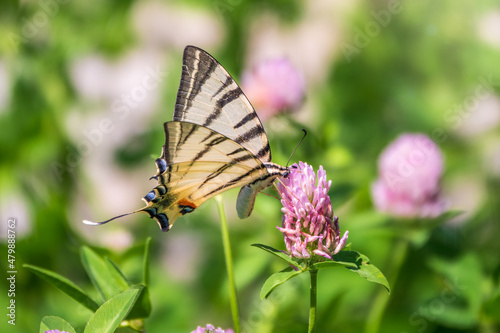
xmin=1 ymin=0 xmax=500 ymax=332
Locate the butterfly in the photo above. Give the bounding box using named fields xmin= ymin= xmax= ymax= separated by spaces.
xmin=84 ymin=45 xmax=290 ymax=232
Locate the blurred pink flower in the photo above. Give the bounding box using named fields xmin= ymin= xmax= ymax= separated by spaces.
xmin=371 ymin=133 xmax=446 ymax=218
xmin=241 ymin=58 xmax=304 ymax=120
xmin=192 ymin=324 xmax=233 ymax=333
xmin=277 ymin=162 xmax=348 ymax=260
xmin=45 ymin=330 xmax=69 ymax=333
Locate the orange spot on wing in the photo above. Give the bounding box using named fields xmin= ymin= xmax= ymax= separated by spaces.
xmin=178 ymin=199 xmax=197 ymax=209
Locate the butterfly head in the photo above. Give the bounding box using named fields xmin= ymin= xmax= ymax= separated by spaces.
xmin=283 ymin=164 xmax=298 ymax=178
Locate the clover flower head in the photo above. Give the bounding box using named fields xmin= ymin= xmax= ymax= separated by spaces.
xmin=371 ymin=133 xmax=446 ymax=218
xmin=241 ymin=58 xmax=304 ymax=120
xmin=191 ymin=324 xmax=234 ymax=333
xmin=45 ymin=331 xmax=70 ymax=333
xmin=277 ymin=162 xmax=348 ymax=260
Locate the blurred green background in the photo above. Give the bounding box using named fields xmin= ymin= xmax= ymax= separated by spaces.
xmin=1 ymin=0 xmax=500 ymax=332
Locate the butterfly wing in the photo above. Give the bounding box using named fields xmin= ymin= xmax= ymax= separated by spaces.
xmin=84 ymin=46 xmax=288 ymax=231
xmin=141 ymin=122 xmax=272 ymax=231
xmin=174 ymin=45 xmax=272 ymax=163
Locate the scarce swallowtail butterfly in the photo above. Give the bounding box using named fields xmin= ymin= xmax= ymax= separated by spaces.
xmin=84 ymin=45 xmax=290 ymax=232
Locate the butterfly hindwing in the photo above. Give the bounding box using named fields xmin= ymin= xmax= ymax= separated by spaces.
xmin=140 ymin=122 xmax=271 ymax=231
xmin=174 ymin=45 xmax=272 ymax=162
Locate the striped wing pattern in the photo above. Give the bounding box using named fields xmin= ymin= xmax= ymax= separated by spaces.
xmin=139 ymin=122 xmax=280 ymax=231
xmin=84 ymin=46 xmax=289 ymax=232
xmin=174 ymin=46 xmax=271 ymax=162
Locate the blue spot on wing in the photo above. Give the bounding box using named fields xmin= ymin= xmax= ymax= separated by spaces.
xmin=150 ymin=158 xmax=168 ymax=180
xmin=156 ymin=158 xmax=167 ymax=174
xmin=144 ymin=190 xmax=156 ymax=203
xmin=179 ymin=205 xmax=195 ymax=215
xmin=156 ymin=213 xmax=169 ymax=232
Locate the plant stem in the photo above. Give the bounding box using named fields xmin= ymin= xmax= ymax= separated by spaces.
xmin=308 ymin=268 xmax=318 ymax=333
xmin=365 ymin=237 xmax=409 ymax=333
xmin=215 ymin=195 xmax=241 ymax=333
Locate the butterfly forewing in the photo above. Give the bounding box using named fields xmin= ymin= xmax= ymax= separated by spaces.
xmin=174 ymin=45 xmax=271 ymax=162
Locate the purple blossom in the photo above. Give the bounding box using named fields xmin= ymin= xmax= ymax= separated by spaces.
xmin=45 ymin=331 xmax=69 ymax=333
xmin=241 ymin=58 xmax=304 ymax=120
xmin=191 ymin=324 xmax=234 ymax=333
xmin=371 ymin=133 xmax=446 ymax=218
xmin=277 ymin=162 xmax=348 ymax=260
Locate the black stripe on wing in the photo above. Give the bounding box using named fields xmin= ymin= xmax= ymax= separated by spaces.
xmin=177 ymin=48 xmax=218 ymax=116
xmin=212 ymin=75 xmax=234 ymax=98
xmin=204 ymin=166 xmax=267 ymax=198
xmin=234 ymin=126 xmax=266 ymax=145
xmin=189 ymin=135 xmax=228 ymax=166
xmin=234 ymin=112 xmax=258 ymax=129
xmin=203 ymin=88 xmax=243 ymax=127
xmin=198 ymin=151 xmax=259 ymax=188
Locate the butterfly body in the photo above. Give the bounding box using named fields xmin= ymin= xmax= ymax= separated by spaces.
xmin=84 ymin=46 xmax=289 ymax=231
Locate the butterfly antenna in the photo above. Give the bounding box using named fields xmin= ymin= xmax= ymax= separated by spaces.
xmin=83 ymin=212 xmax=136 ymax=226
xmin=286 ymin=129 xmax=307 ymax=168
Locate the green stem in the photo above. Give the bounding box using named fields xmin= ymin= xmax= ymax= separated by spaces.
xmin=365 ymin=237 xmax=409 ymax=333
xmin=308 ymin=269 xmax=318 ymax=333
xmin=215 ymin=195 xmax=241 ymax=333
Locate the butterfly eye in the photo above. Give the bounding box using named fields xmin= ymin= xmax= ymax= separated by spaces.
xmin=284 ymin=171 xmax=290 ymax=178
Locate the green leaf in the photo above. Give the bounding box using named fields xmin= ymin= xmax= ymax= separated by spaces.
xmin=104 ymin=257 xmax=130 ymax=290
xmin=24 ymin=264 xmax=99 ymax=312
xmin=142 ymin=237 xmax=152 ymax=286
xmin=252 ymin=243 xmax=301 ymax=270
xmin=40 ymin=316 xmax=76 ymax=333
xmin=426 ymin=253 xmax=482 ymax=327
xmin=332 ymin=251 xmax=390 ymax=293
xmin=260 ymin=268 xmax=303 ymax=300
xmin=484 ymin=274 xmax=500 ymax=320
xmin=311 ymin=260 xmax=357 ymax=270
xmin=484 ymin=293 xmax=500 ymax=321
xmin=126 ymin=285 xmax=152 ymax=319
xmin=84 ymin=286 xmax=142 ymax=333
xmin=312 ymin=251 xmax=360 ymax=270
xmin=80 ymin=246 xmax=128 ymax=301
